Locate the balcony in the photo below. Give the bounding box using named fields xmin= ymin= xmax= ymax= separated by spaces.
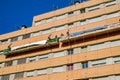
xmin=60 ymin=22 xmax=120 ymax=42
xmin=46 ymin=37 xmax=59 ymax=44
xmin=0 ymin=46 xmax=119 ymax=76
xmin=0 ymin=38 xmax=59 ymax=56
xmin=0 ymin=22 xmax=119 ymax=56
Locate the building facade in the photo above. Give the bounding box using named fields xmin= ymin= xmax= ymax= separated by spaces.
xmin=0 ymin=0 xmax=120 ymax=80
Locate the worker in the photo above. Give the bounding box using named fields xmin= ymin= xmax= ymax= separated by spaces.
xmin=8 ymin=43 xmax=12 ymax=51
xmin=66 ymin=29 xmax=70 ymax=37
xmin=48 ymin=34 xmax=52 ymax=40
xmin=60 ymin=33 xmax=64 ymax=39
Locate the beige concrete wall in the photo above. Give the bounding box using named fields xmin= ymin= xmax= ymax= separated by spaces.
xmin=13 ymin=64 xmax=120 ymax=80
xmin=32 ymin=0 xmax=111 ymax=24
xmin=0 ymin=0 xmax=120 ymax=80
xmin=0 ymin=46 xmax=119 ymax=75
xmin=0 ymin=30 xmax=119 ymax=62
xmin=0 ymin=17 xmax=119 ymax=51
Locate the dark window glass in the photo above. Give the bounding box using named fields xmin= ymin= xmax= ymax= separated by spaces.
xmin=29 ymin=59 xmax=36 ymax=62
xmin=5 ymin=61 xmax=13 ymax=67
xmin=29 ymin=57 xmax=36 ymax=62
xmin=67 ymin=49 xmax=73 ymax=55
xmin=0 ymin=62 xmax=2 ymax=68
xmin=82 ymin=62 xmax=88 ymax=68
xmin=15 ymin=72 xmax=24 ymax=79
xmin=80 ymin=8 xmax=85 ymax=13
xmin=1 ymin=75 xmax=10 ymax=80
xmin=1 ymin=39 xmax=8 ymax=44
xmin=92 ymin=62 xmax=106 ymax=66
xmin=11 ymin=37 xmax=18 ymax=42
xmin=106 ymin=0 xmax=116 ymax=7
xmin=80 ymin=19 xmax=86 ymax=23
xmin=39 ymin=55 xmax=48 ymax=60
xmin=68 ymin=12 xmax=73 ymax=16
xmin=17 ymin=58 xmax=26 ymax=64
xmin=67 ymin=64 xmax=73 ymax=71
xmin=68 ymin=23 xmax=73 ymax=26
xmin=81 ymin=46 xmax=87 ymax=53
xmin=26 ymin=71 xmax=34 ymax=77
xmin=22 ymin=34 xmax=30 ymax=39
xmin=114 ymin=60 xmax=120 ymax=63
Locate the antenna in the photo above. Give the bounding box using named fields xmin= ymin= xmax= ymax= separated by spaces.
xmin=15 ymin=25 xmax=21 ymax=30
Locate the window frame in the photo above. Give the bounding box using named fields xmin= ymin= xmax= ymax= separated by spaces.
xmin=82 ymin=62 xmax=88 ymax=68
xmin=22 ymin=33 xmax=31 ymax=39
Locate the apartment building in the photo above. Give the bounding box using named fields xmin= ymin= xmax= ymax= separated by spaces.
xmin=0 ymin=0 xmax=120 ymax=80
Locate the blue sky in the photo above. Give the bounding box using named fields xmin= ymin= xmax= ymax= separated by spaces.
xmin=0 ymin=0 xmax=70 ymax=35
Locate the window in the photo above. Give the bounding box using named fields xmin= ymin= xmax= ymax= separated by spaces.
xmin=91 ymin=59 xmax=106 ymax=67
xmin=37 ymin=69 xmax=47 ymax=75
xmin=90 ymin=43 xmax=105 ymax=51
xmin=0 ymin=63 xmax=2 ymax=68
xmin=17 ymin=58 xmax=26 ymax=64
xmin=46 ymin=17 xmax=53 ymax=22
xmin=32 ymin=31 xmax=40 ymax=37
xmin=35 ymin=20 xmax=41 ymax=26
xmin=53 ymin=51 xmax=65 ymax=58
xmin=39 ymin=54 xmax=49 ymax=60
xmin=11 ymin=37 xmax=18 ymax=42
xmin=88 ymin=4 xmax=100 ymax=11
xmin=22 ymin=34 xmax=30 ymax=39
xmin=56 ymin=14 xmax=66 ymax=20
xmin=81 ymin=46 xmax=87 ymax=53
xmin=80 ymin=20 xmax=86 ymax=25
xmin=105 ymin=0 xmax=116 ymax=7
xmin=29 ymin=57 xmax=36 ymax=62
xmin=68 ymin=23 xmax=74 ymax=28
xmin=114 ymin=56 xmax=120 ymax=63
xmin=5 ymin=61 xmax=13 ymax=67
xmin=67 ymin=64 xmax=73 ymax=71
xmin=26 ymin=71 xmax=34 ymax=77
xmin=67 ymin=49 xmax=73 ymax=55
xmin=15 ymin=72 xmax=24 ymax=79
xmin=80 ymin=8 xmax=85 ymax=13
xmin=68 ymin=12 xmax=73 ymax=16
xmin=42 ymin=29 xmax=51 ymax=34
xmin=53 ymin=66 xmax=64 ymax=73
xmin=111 ymin=39 xmax=120 ymax=47
xmin=107 ymin=12 xmax=120 ymax=19
xmin=35 ymin=19 xmax=45 ymax=26
xmin=82 ymin=62 xmax=88 ymax=68
xmin=55 ymin=25 xmax=66 ymax=31
xmin=1 ymin=39 xmax=8 ymax=44
xmin=89 ymin=16 xmax=103 ymax=23
xmin=1 ymin=75 xmax=10 ymax=80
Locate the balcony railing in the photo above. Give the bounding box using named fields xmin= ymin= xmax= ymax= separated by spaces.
xmin=46 ymin=37 xmax=59 ymax=44
xmin=60 ymin=22 xmax=120 ymax=41
xmin=0 ymin=22 xmax=119 ymax=55
xmin=0 ymin=38 xmax=59 ymax=55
